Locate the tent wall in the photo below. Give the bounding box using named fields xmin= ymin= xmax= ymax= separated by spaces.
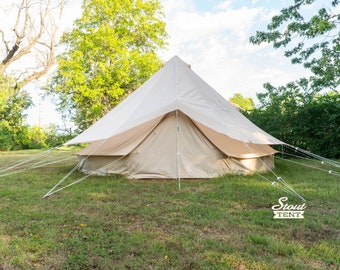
xmin=194 ymin=121 xmax=277 ymax=158
xmin=77 ymin=115 xmax=164 ymax=156
xmin=78 ymin=155 xmax=274 ymax=178
xmin=78 ymin=112 xmax=275 ymax=178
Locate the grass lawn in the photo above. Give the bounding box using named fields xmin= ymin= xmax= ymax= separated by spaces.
xmin=0 ymin=149 xmax=339 ymax=269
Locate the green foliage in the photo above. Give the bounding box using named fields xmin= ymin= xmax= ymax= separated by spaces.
xmin=0 ymin=75 xmax=72 ymax=150
xmin=250 ymin=0 xmax=340 ymax=92
xmin=248 ymin=1 xmax=339 ymax=158
xmin=229 ymin=93 xmax=255 ymax=111
xmin=51 ymin=0 xmax=168 ymax=130
xmin=290 ymin=92 xmax=340 ymax=158
xmin=247 ymin=85 xmax=340 ymax=158
xmin=0 ymin=124 xmax=73 ymax=151
xmin=0 ymin=75 xmax=31 ymax=126
xmin=0 ymin=75 xmax=32 ymax=150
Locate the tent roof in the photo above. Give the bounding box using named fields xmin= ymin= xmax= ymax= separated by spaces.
xmin=66 ymin=56 xmax=283 ymax=145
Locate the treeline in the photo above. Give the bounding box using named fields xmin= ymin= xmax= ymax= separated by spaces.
xmin=244 ymin=85 xmax=340 ymax=159
xmin=0 ymin=124 xmax=72 ymax=151
xmin=0 ymin=77 xmax=72 ymax=151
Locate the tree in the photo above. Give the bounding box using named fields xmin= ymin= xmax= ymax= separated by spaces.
xmin=247 ymin=87 xmax=340 ymax=158
xmin=248 ymin=0 xmax=339 ymax=157
xmin=0 ymin=0 xmax=66 ymax=149
xmin=0 ymin=74 xmax=71 ymax=150
xmin=250 ymin=0 xmax=340 ymax=92
xmin=229 ymin=93 xmax=255 ymax=111
xmin=0 ymin=74 xmax=32 ymax=150
xmin=51 ymin=0 xmax=168 ymax=129
xmin=0 ymin=0 xmax=66 ymax=90
xmin=290 ymin=92 xmax=340 ymax=158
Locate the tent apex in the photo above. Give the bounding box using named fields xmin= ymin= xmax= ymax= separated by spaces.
xmin=165 ymin=55 xmax=191 ymax=69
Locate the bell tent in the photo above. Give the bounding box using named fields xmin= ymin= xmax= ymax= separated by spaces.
xmin=66 ymin=56 xmax=283 ymax=179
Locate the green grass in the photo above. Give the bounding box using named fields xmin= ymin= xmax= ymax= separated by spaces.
xmin=0 ymin=149 xmax=339 ymax=269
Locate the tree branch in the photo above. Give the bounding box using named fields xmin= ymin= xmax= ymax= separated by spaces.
xmin=0 ymin=0 xmax=66 ymax=87
xmin=0 ymin=29 xmax=10 ymax=53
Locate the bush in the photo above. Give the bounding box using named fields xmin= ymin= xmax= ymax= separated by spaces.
xmin=247 ymin=92 xmax=340 ymax=158
xmin=0 ymin=124 xmax=74 ymax=151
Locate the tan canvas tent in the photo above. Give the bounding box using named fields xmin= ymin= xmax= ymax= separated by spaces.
xmin=66 ymin=56 xmax=283 ymax=178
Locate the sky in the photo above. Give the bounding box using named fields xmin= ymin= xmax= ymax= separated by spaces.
xmin=22 ymin=0 xmax=320 ymax=127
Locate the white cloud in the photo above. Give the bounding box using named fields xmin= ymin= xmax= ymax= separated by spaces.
xmin=159 ymin=0 xmax=310 ymax=100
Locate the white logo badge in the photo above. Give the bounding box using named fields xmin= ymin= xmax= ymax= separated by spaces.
xmin=272 ymin=197 xmax=306 ymax=219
